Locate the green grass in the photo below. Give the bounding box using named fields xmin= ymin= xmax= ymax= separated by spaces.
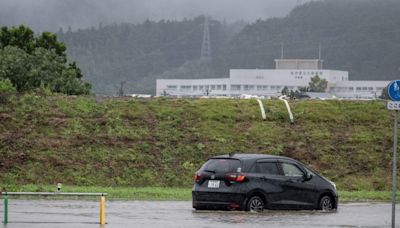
xmin=340 ymin=191 xmax=397 ymax=202
xmin=1 ymin=185 xmax=398 ymax=202
xmin=0 ymin=94 xmax=399 ymax=193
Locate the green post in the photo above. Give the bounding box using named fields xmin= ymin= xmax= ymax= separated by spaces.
xmin=4 ymin=193 xmax=8 ymax=224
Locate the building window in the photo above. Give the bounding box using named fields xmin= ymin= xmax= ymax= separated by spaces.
xmin=211 ymin=85 xmax=216 ymax=90
xmin=222 ymin=85 xmax=227 ymax=91
xmin=167 ymin=85 xmax=177 ymax=90
xmin=217 ymin=85 xmax=222 ymax=90
xmin=193 ymin=86 xmax=198 ymax=91
xmin=244 ymin=85 xmax=255 ymax=91
xmin=263 ymin=85 xmax=268 ymax=90
xmin=199 ymin=85 xmax=203 ymax=90
xmin=180 ymin=85 xmax=191 ymax=91
xmin=356 ymin=87 xmax=362 ymax=92
xmin=231 ymin=85 xmax=241 ymax=91
xmin=257 ymin=85 xmax=262 ymax=91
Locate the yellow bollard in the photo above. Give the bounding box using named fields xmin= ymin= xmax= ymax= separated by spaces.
xmin=100 ymin=195 xmax=105 ymax=225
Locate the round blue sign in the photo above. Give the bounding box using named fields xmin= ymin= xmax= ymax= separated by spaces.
xmin=388 ymin=80 xmax=400 ymax=101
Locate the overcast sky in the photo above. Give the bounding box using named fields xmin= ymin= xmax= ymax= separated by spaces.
xmin=0 ymin=0 xmax=309 ymax=31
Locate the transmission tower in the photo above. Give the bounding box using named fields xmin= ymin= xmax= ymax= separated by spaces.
xmin=200 ymin=16 xmax=212 ymax=60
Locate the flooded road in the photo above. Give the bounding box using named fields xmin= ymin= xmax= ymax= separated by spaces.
xmin=0 ymin=200 xmax=397 ymax=228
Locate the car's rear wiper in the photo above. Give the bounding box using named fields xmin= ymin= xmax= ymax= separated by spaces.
xmin=204 ymin=169 xmax=216 ymax=173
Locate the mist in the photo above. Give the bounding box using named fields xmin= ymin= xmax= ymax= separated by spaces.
xmin=0 ymin=0 xmax=307 ymax=31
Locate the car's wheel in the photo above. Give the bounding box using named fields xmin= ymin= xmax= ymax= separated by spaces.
xmin=319 ymin=195 xmax=334 ymax=211
xmin=247 ymin=196 xmax=264 ymax=212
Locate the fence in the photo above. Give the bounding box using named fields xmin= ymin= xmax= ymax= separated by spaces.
xmin=1 ymin=192 xmax=107 ymax=225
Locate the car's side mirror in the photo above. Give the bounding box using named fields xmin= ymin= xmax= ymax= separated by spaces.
xmin=303 ymin=173 xmax=312 ymax=181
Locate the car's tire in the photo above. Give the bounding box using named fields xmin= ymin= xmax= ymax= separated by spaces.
xmin=247 ymin=196 xmax=264 ymax=212
xmin=319 ymin=195 xmax=334 ymax=211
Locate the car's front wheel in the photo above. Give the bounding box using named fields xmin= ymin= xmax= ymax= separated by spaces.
xmin=319 ymin=195 xmax=334 ymax=211
xmin=247 ymin=196 xmax=264 ymax=212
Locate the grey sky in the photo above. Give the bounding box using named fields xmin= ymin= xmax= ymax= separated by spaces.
xmin=0 ymin=0 xmax=308 ymax=31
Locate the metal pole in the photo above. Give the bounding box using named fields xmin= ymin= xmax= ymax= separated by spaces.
xmin=4 ymin=193 xmax=8 ymax=224
xmin=100 ymin=195 xmax=105 ymax=225
xmin=393 ymin=110 xmax=398 ymax=228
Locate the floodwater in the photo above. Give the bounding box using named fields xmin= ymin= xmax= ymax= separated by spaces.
xmin=0 ymin=200 xmax=398 ymax=228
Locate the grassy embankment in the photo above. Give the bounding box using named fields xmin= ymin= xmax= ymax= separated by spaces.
xmin=0 ymin=93 xmax=399 ymax=201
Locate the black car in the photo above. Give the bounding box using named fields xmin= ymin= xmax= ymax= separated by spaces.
xmin=192 ymin=153 xmax=338 ymax=212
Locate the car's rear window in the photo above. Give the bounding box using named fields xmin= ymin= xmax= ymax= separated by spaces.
xmin=202 ymin=159 xmax=241 ymax=173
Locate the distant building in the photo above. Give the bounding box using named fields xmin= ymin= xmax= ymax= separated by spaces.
xmin=156 ymin=59 xmax=390 ymax=99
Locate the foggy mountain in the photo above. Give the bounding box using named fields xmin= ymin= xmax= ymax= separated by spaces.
xmin=55 ymin=0 xmax=400 ymax=95
xmin=0 ymin=0 xmax=304 ymax=31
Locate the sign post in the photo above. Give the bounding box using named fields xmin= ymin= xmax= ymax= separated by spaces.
xmin=386 ymin=80 xmax=400 ymax=228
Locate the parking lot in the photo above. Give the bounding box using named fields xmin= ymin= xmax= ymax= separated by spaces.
xmin=0 ymin=200 xmax=398 ymax=227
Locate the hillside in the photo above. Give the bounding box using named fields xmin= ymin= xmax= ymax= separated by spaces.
xmin=58 ymin=17 xmax=235 ymax=95
xmin=56 ymin=0 xmax=400 ymax=95
xmin=0 ymin=94 xmax=398 ymax=191
xmin=227 ymin=0 xmax=400 ymax=80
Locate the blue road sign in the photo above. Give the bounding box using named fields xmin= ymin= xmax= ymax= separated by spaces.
xmin=388 ymin=81 xmax=400 ymax=101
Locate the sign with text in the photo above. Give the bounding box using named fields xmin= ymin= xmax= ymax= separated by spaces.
xmin=387 ymin=101 xmax=400 ymax=110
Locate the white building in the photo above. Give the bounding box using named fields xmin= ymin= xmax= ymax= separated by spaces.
xmin=156 ymin=59 xmax=390 ymax=99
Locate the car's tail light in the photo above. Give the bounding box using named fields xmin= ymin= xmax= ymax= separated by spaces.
xmin=226 ymin=173 xmax=246 ymax=182
xmin=194 ymin=173 xmax=202 ymax=182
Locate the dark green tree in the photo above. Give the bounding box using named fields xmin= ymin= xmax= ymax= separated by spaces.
xmin=308 ymin=75 xmax=328 ymax=92
xmin=281 ymin=86 xmax=289 ymax=96
xmin=0 ymin=25 xmax=91 ymax=95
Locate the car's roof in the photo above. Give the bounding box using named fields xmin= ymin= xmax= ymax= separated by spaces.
xmin=211 ymin=153 xmax=296 ymax=162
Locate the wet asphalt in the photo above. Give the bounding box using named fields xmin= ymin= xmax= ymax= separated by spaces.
xmin=0 ymin=200 xmax=398 ymax=228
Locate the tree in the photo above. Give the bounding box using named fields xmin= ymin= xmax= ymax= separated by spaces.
xmin=281 ymin=86 xmax=289 ymax=96
xmin=0 ymin=79 xmax=16 ymax=94
xmin=379 ymin=86 xmax=389 ymax=100
xmin=308 ymin=75 xmax=328 ymax=92
xmin=0 ymin=25 xmax=91 ymax=95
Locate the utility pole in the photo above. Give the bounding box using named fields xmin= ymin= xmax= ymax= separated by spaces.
xmin=201 ymin=16 xmax=212 ymax=60
xmin=318 ymin=42 xmax=323 ymax=69
xmin=118 ymin=81 xmax=126 ymax=97
xmin=281 ymin=41 xmax=284 ymax=59
xmin=318 ymin=43 xmax=322 ymax=60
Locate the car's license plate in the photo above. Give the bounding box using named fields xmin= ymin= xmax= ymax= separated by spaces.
xmin=208 ymin=180 xmax=220 ymax=188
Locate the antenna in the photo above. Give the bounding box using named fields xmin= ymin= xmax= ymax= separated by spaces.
xmin=201 ymin=16 xmax=212 ymax=60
